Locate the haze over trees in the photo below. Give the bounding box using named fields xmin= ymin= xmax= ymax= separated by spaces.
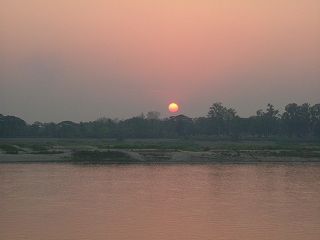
xmin=1 ymin=102 xmax=320 ymax=139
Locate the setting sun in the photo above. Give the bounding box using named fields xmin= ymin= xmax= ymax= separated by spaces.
xmin=168 ymin=103 xmax=178 ymax=113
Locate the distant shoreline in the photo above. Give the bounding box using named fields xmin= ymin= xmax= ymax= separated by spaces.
xmin=1 ymin=138 xmax=320 ymax=163
xmin=1 ymin=147 xmax=320 ymax=164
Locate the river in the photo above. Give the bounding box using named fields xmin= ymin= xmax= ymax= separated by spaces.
xmin=1 ymin=163 xmax=320 ymax=239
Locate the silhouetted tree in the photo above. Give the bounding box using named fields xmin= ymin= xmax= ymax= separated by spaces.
xmin=42 ymin=122 xmax=57 ymax=137
xmin=2 ymin=101 xmax=319 ymax=139
xmin=207 ymin=102 xmax=238 ymax=136
xmin=310 ymin=104 xmax=320 ymax=137
xmin=253 ymin=104 xmax=280 ymax=137
xmin=29 ymin=121 xmax=43 ymax=137
xmin=282 ymin=103 xmax=311 ymax=137
xmin=0 ymin=115 xmax=27 ymax=137
xmin=146 ymin=111 xmax=163 ymax=137
xmin=56 ymin=121 xmax=79 ymax=138
xmin=194 ymin=117 xmax=211 ymax=136
xmin=146 ymin=111 xmax=161 ymax=120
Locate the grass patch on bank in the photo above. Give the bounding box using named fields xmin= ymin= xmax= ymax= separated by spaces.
xmin=210 ymin=144 xmax=320 ymax=151
xmin=30 ymin=150 xmax=64 ymax=154
xmin=15 ymin=142 xmax=52 ymax=151
xmin=71 ymin=150 xmax=136 ymax=163
xmin=260 ymin=150 xmax=320 ymax=158
xmin=2 ymin=138 xmax=319 ymax=153
xmin=97 ymin=142 xmax=200 ymax=152
xmin=0 ymin=143 xmax=22 ymax=154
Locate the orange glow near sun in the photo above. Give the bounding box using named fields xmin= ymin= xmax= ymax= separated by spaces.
xmin=168 ymin=103 xmax=178 ymax=112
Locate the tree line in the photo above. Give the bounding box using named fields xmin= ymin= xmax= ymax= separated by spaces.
xmin=1 ymin=102 xmax=320 ymax=139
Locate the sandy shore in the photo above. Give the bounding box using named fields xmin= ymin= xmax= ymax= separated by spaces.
xmin=1 ymin=146 xmax=320 ymax=163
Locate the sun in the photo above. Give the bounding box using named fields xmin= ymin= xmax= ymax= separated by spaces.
xmin=168 ymin=103 xmax=178 ymax=113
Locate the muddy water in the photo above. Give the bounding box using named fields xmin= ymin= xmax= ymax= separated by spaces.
xmin=1 ymin=163 xmax=320 ymax=239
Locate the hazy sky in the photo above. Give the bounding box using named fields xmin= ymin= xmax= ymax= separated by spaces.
xmin=1 ymin=1 xmax=319 ymax=123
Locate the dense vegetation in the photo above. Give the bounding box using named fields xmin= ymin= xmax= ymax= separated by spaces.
xmin=71 ymin=150 xmax=136 ymax=163
xmin=1 ymin=102 xmax=320 ymax=139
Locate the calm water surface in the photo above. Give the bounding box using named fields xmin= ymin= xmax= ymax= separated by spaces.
xmin=1 ymin=163 xmax=320 ymax=240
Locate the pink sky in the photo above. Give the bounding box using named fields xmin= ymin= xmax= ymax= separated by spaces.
xmin=1 ymin=1 xmax=319 ymax=123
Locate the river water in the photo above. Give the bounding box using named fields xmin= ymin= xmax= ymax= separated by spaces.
xmin=1 ymin=162 xmax=320 ymax=240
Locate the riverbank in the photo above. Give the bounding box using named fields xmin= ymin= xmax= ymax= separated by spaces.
xmin=1 ymin=146 xmax=320 ymax=163
xmin=1 ymin=138 xmax=320 ymax=163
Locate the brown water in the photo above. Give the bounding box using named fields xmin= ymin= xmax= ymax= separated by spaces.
xmin=1 ymin=163 xmax=320 ymax=240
